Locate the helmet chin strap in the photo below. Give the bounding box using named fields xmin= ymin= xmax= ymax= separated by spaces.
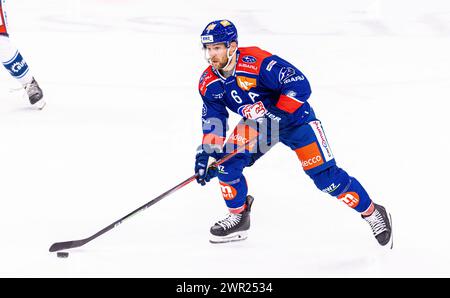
xmin=220 ymin=46 xmax=237 ymax=71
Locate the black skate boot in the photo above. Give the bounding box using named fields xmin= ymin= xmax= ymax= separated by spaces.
xmin=362 ymin=203 xmax=393 ymax=248
xmin=210 ymin=195 xmax=254 ymax=244
xmin=24 ymin=78 xmax=45 ymax=109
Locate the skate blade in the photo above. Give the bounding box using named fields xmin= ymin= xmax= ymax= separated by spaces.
xmin=386 ymin=213 xmax=393 ymax=249
xmin=32 ymin=100 xmax=46 ymax=110
xmin=209 ymin=231 xmax=248 ymax=244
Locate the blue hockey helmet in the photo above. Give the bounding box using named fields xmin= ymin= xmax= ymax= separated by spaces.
xmin=200 ymin=20 xmax=238 ymax=48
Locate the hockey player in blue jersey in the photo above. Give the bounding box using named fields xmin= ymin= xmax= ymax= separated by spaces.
xmin=194 ymin=20 xmax=393 ymax=247
xmin=0 ymin=0 xmax=45 ymax=109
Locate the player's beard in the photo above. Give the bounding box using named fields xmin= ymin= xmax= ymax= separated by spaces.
xmin=211 ymin=56 xmax=228 ymax=70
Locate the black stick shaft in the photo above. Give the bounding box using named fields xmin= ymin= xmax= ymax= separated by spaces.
xmin=49 ymin=140 xmax=255 ymax=252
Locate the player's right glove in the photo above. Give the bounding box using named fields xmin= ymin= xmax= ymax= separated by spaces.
xmin=194 ymin=145 xmax=220 ymax=186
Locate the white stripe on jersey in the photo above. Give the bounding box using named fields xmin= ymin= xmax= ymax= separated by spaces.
xmin=309 ymin=120 xmax=334 ymax=162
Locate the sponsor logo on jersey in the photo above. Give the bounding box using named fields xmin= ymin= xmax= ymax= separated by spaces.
xmin=199 ymin=73 xmax=213 ymax=94
xmin=295 ymin=142 xmax=324 ymax=171
xmin=231 ymin=134 xmax=249 ymax=146
xmin=283 ymin=75 xmax=305 ymax=84
xmin=11 ymin=60 xmax=27 ymax=73
xmin=242 ymin=55 xmax=257 ymax=63
xmin=199 ymin=71 xmax=208 ymax=84
xmin=338 ymin=192 xmax=360 ymax=208
xmin=286 ymin=90 xmax=297 ymax=98
xmin=309 ymin=121 xmax=333 ymax=161
xmin=202 ymin=104 xmax=207 ymax=117
xmin=266 ymin=60 xmax=277 ymax=71
xmin=237 ymin=62 xmax=258 ymax=72
xmin=212 ymin=92 xmax=225 ymax=99
xmin=199 ymin=69 xmax=220 ymax=96
xmin=236 ymin=76 xmax=257 ymax=91
xmin=322 ymin=183 xmax=341 ymax=194
xmin=219 ymin=182 xmax=237 ymax=200
xmin=263 ymin=111 xmax=281 ymax=122
xmin=227 ymin=124 xmax=259 ymax=150
xmin=217 ymin=165 xmax=228 ymax=174
xmin=278 ymin=67 xmax=296 ymax=83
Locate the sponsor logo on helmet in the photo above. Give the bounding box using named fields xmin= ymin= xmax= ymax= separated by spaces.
xmin=220 ymin=20 xmax=231 ymax=27
xmin=242 ymin=55 xmax=257 ymax=63
xmin=206 ymin=23 xmax=217 ymax=32
xmin=201 ymin=35 xmax=214 ymax=43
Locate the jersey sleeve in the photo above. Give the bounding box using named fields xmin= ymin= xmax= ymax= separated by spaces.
xmin=198 ymin=70 xmax=228 ymax=147
xmin=259 ymin=55 xmax=312 ymax=114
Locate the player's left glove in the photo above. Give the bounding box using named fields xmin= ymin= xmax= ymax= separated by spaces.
xmin=194 ymin=145 xmax=219 ymax=186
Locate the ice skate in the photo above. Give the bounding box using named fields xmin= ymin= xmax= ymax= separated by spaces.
xmin=210 ymin=195 xmax=254 ymax=244
xmin=362 ymin=203 xmax=393 ymax=248
xmin=24 ymin=78 xmax=45 ymax=109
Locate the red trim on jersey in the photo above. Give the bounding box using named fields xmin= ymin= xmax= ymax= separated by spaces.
xmin=236 ymin=47 xmax=272 ymax=76
xmin=275 ymin=94 xmax=304 ymax=113
xmin=199 ymin=66 xmax=219 ymax=96
xmin=0 ymin=5 xmax=8 ymax=35
xmin=229 ymin=204 xmax=246 ymax=214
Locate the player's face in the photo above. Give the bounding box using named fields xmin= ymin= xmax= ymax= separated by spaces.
xmin=205 ymin=43 xmax=228 ymax=69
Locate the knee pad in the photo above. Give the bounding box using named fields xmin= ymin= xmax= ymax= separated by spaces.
xmin=308 ymin=165 xmax=350 ymax=197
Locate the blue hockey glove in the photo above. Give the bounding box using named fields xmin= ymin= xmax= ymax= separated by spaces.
xmin=194 ymin=145 xmax=220 ymax=186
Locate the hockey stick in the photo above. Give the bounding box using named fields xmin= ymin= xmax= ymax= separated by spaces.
xmin=49 ymin=139 xmax=256 ymax=252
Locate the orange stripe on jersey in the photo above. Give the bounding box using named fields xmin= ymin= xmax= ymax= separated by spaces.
xmin=276 ymin=94 xmax=304 ymax=113
xmin=199 ymin=66 xmax=220 ymax=96
xmin=236 ymin=47 xmax=272 ymax=76
xmin=202 ymin=133 xmax=225 ymax=146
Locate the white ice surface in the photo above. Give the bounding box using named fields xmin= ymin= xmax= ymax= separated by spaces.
xmin=0 ymin=0 xmax=449 ymax=277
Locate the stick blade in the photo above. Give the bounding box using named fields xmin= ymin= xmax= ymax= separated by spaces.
xmin=49 ymin=240 xmax=86 ymax=252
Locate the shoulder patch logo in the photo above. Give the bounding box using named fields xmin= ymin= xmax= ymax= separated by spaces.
xmin=266 ymin=60 xmax=277 ymax=71
xmin=278 ymin=67 xmax=296 ymax=83
xmin=242 ymin=55 xmax=257 ymax=64
xmin=199 ymin=71 xmax=208 ymax=84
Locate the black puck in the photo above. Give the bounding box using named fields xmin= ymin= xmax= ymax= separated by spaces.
xmin=57 ymin=252 xmax=69 ymax=258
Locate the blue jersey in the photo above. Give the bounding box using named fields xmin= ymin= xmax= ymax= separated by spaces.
xmin=198 ymin=46 xmax=312 ymax=145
